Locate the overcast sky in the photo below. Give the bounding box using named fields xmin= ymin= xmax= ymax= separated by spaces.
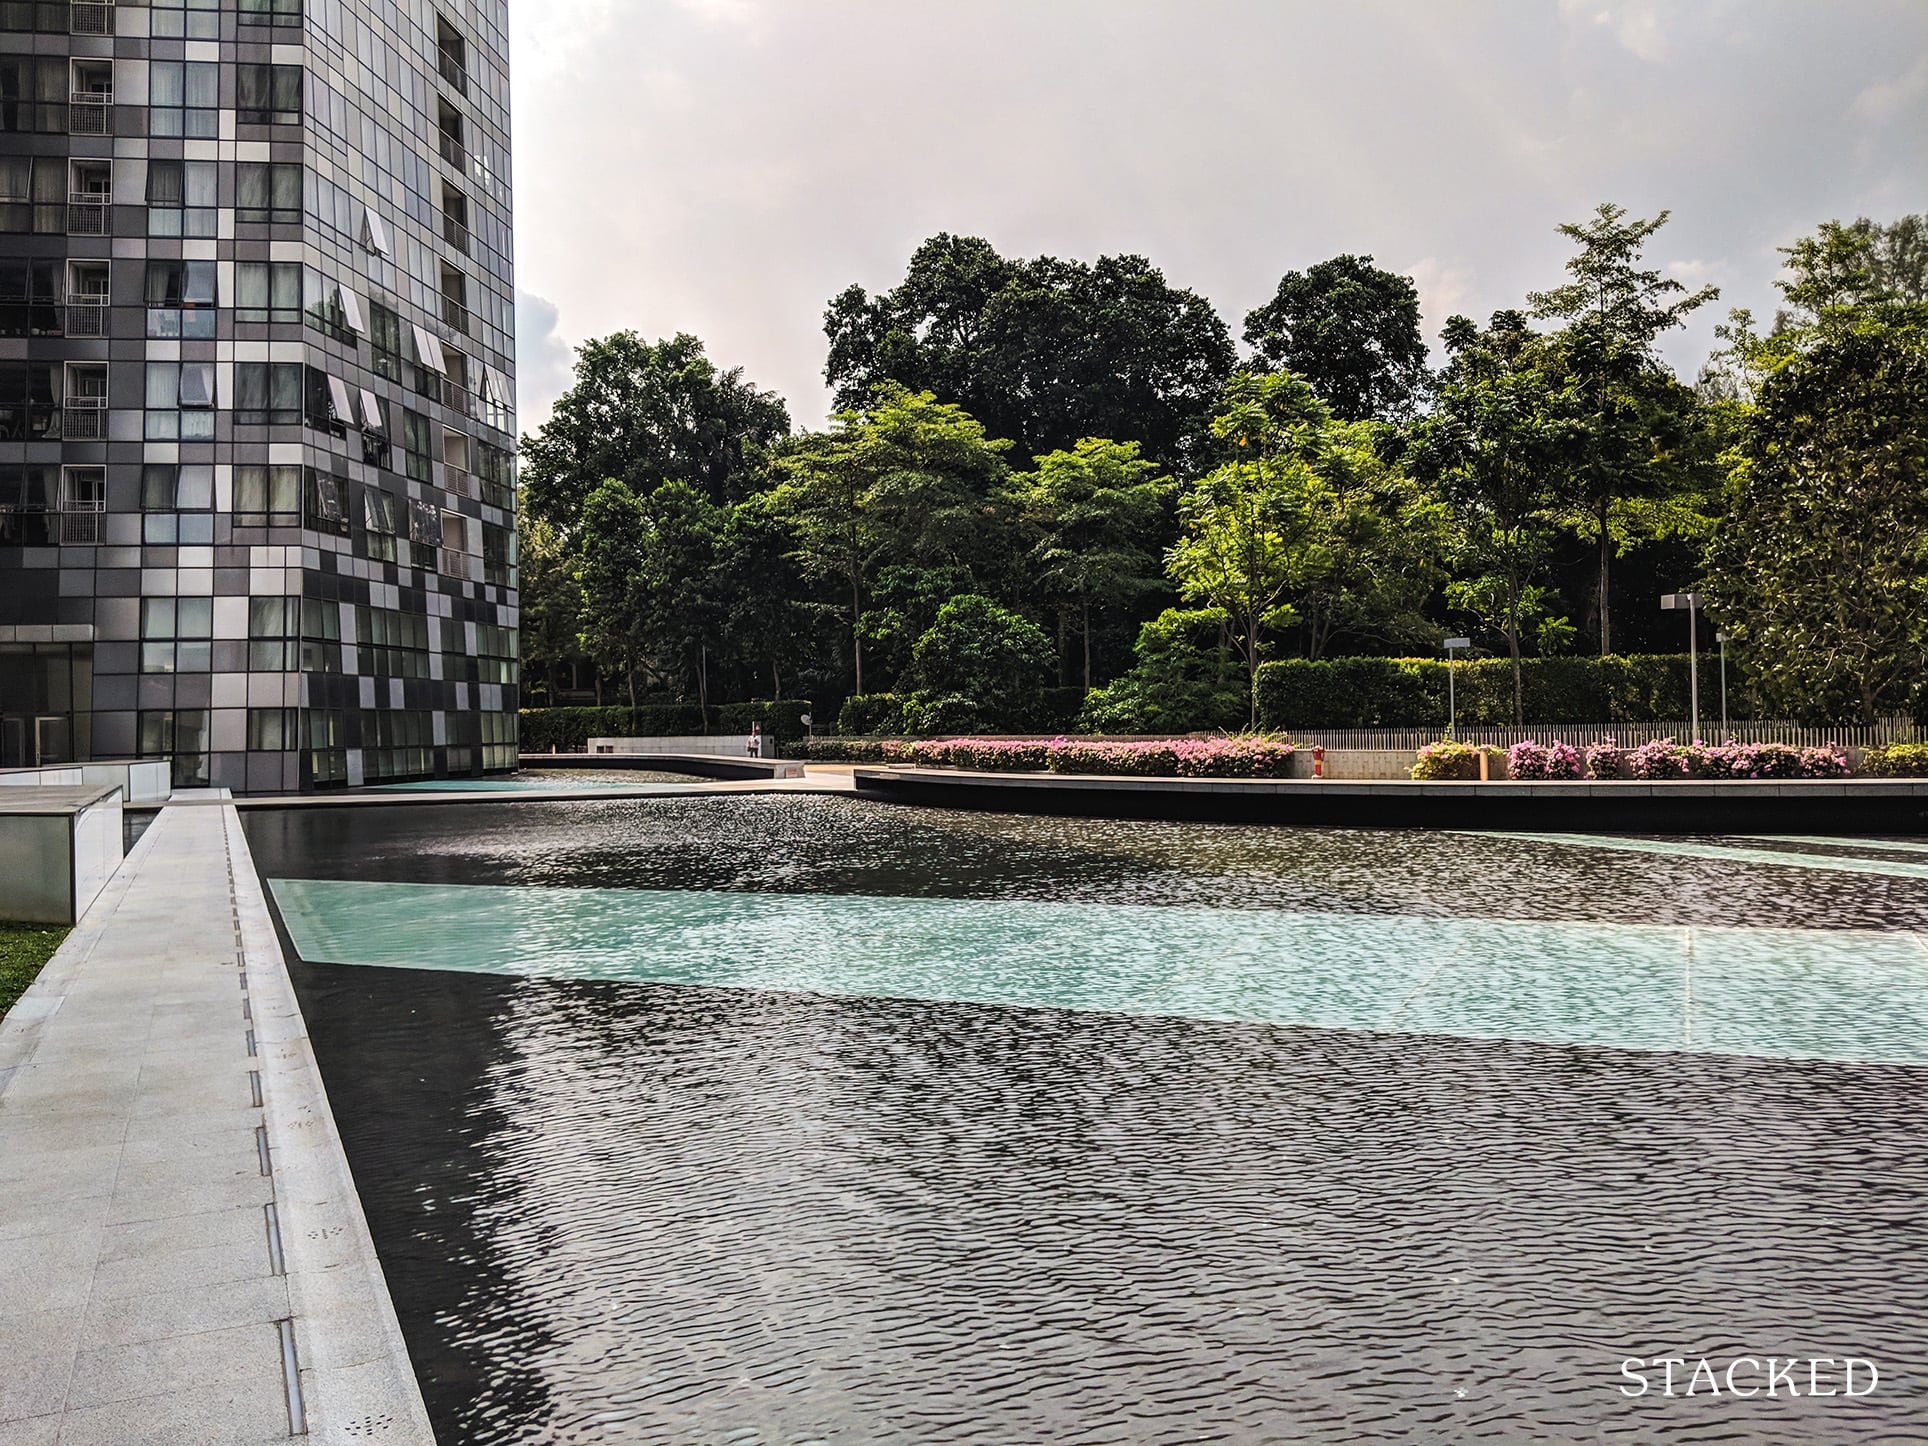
xmin=506 ymin=0 xmax=1928 ymax=436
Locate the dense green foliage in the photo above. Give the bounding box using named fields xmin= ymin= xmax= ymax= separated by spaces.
xmin=518 ymin=701 xmax=813 ymax=754
xmin=516 ymin=211 xmax=1928 ymax=736
xmin=0 ymin=922 xmax=66 ymax=1023
xmin=1255 ymin=655 xmax=1727 ymax=729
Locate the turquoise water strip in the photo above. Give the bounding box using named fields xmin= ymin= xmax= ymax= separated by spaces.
xmin=1465 ymin=832 xmax=1928 ymax=882
xmin=371 ymin=779 xmax=686 ymax=793
xmin=268 ymin=879 xmax=1928 ymax=1066
xmin=1753 ymin=835 xmax=1928 ymax=858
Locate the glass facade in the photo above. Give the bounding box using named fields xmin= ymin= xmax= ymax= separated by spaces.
xmin=0 ymin=0 xmax=518 ymax=792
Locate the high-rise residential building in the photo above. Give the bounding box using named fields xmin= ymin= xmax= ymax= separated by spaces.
xmin=0 ymin=0 xmax=518 ymax=793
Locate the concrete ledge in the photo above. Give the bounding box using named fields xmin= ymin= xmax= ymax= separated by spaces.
xmin=851 ymin=767 xmax=1928 ymax=834
xmin=0 ymin=785 xmax=124 ymax=924
xmin=521 ymin=752 xmax=805 ymax=781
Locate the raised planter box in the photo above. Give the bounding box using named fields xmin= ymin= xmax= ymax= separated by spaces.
xmin=0 ymin=785 xmax=124 ymax=924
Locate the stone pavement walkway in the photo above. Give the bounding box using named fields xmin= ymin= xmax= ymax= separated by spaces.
xmin=0 ymin=802 xmax=433 ymax=1445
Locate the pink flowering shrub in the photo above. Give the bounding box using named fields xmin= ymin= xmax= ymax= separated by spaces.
xmin=1585 ymin=738 xmax=1626 ymax=780
xmin=1506 ymin=739 xmax=1582 ymax=780
xmin=880 ymin=735 xmax=1296 ymax=779
xmin=1627 ymin=738 xmax=1685 ymax=780
xmin=1619 ymin=738 xmax=1851 ymax=781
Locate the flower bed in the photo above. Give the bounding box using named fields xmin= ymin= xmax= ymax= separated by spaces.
xmin=1864 ymin=742 xmax=1928 ymax=778
xmin=1410 ymin=740 xmax=1504 ymax=781
xmin=1506 ymin=739 xmax=1582 ymax=780
xmin=1622 ymin=737 xmax=1849 ymax=780
xmin=815 ymin=734 xmax=1297 ymax=779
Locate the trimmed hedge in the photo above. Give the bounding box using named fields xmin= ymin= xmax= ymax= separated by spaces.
xmin=1860 ymin=742 xmax=1928 ymax=778
xmin=837 ymin=687 xmax=1087 ymax=737
xmin=1256 ymin=654 xmax=1734 ymax=728
xmin=519 ymin=701 xmax=813 ymax=753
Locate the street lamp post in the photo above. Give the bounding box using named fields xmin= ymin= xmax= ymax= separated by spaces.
xmin=1713 ymin=632 xmax=1728 ymax=739
xmin=1661 ymin=593 xmax=1703 ymax=741
xmin=1444 ymin=637 xmax=1471 ymax=739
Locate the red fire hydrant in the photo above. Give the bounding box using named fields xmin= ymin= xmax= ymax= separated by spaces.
xmin=1312 ymin=744 xmax=1326 ymax=779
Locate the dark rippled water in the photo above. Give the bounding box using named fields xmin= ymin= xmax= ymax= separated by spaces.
xmin=246 ymin=797 xmax=1928 ymax=1444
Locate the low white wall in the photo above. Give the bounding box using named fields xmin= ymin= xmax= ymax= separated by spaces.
xmin=1289 ymin=749 xmax=1427 ymax=780
xmin=0 ymin=790 xmax=124 ymax=924
xmin=585 ymin=736 xmax=762 ymax=758
xmin=0 ymin=761 xmax=170 ymax=804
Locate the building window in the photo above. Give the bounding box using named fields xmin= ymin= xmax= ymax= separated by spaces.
xmin=369 ymin=300 xmax=403 ymax=382
xmin=236 ymin=63 xmax=302 ymax=125
xmin=481 ymin=711 xmax=516 ymax=772
xmin=140 ymin=464 xmax=214 ymax=543
xmin=235 ymin=362 xmax=303 ymax=426
xmin=439 ymin=264 xmax=469 ymax=334
xmin=144 ymin=259 xmax=217 ymax=339
xmin=0 ymin=360 xmax=60 ymax=440
xmin=303 ymin=269 xmax=363 ymax=344
xmin=483 ymin=522 xmax=515 ymax=588
xmin=476 ymin=622 xmax=518 ymax=684
xmin=145 ymin=159 xmax=217 ymax=238
xmin=362 ymin=708 xmax=433 ymax=782
xmin=248 ymin=597 xmax=300 ymax=672
xmin=233 ymin=464 xmax=301 ymax=527
xmin=0 ymin=154 xmax=65 ymax=233
xmin=246 ymin=708 xmax=299 ymax=752
xmin=362 ymin=487 xmax=405 ymax=564
xmin=0 ymin=57 xmax=66 ymax=135
xmin=238 ymin=0 xmax=303 ymax=29
xmin=356 ymin=607 xmax=430 ymax=680
xmin=476 ymin=441 xmax=516 ymax=511
xmin=141 ymin=597 xmax=213 ymax=675
xmin=236 ymin=162 xmax=301 ymax=224
xmin=304 ymin=469 xmax=350 ymax=536
xmin=0 ymin=464 xmax=55 ymax=544
xmin=236 ymin=261 xmax=301 ymax=323
xmin=149 ymin=0 xmax=220 ymax=41
xmin=300 ymin=598 xmax=342 ymax=673
xmin=0 ymin=258 xmax=59 ymax=336
xmin=304 ymin=366 xmax=351 ymax=437
xmin=138 ymin=709 xmax=211 ymax=787
xmin=148 ymin=60 xmax=218 ymax=138
xmin=57 ymin=465 xmax=103 ymax=544
xmin=401 ymin=408 xmax=434 ymax=482
xmin=145 ymin=361 xmax=216 ymax=441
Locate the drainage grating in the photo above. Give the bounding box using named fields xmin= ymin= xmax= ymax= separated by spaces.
xmin=249 ymin=1070 xmax=263 ymax=1109
xmin=275 ymin=1318 xmax=308 ymax=1436
xmin=263 ymin=1202 xmax=286 ymax=1276
xmin=255 ymin=1124 xmax=272 ymax=1177
xmin=342 ymin=1413 xmax=394 ymax=1437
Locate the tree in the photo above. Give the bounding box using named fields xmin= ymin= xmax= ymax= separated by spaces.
xmin=1528 ymin=203 xmax=1719 ymax=654
xmin=1014 ymin=438 xmax=1174 ymax=692
xmin=1242 ymin=254 xmax=1431 ymax=422
xmin=825 ymin=234 xmax=1236 ymax=472
xmin=770 ymin=386 xmax=1013 ymax=696
xmin=1076 ymin=607 xmax=1247 ymax=734
xmin=636 ymin=481 xmax=725 ymax=712
xmin=713 ymin=493 xmax=808 ymax=700
xmin=1166 ymin=372 xmax=1330 ymax=725
xmin=521 ymin=332 xmax=789 ymax=526
xmin=903 ymin=594 xmax=1055 ymax=730
xmin=515 ymin=515 xmax=586 ymax=704
xmin=573 ymin=480 xmax=650 ymax=707
xmin=1407 ymin=313 xmax=1580 ymax=722
xmin=1705 ymin=323 xmax=1928 ymax=723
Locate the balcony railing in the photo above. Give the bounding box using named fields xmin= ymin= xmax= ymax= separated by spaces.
xmin=71 ymin=2 xmax=114 ymax=36
xmin=67 ymin=194 xmax=109 ymax=236
xmin=442 ymin=465 xmax=475 ymax=498
xmin=440 ymin=297 xmax=469 ymax=335
xmin=437 ymin=130 xmax=467 ymax=173
xmin=440 ymin=376 xmax=473 ymax=416
xmin=64 ymin=296 xmax=108 ymax=337
xmin=438 ymin=548 xmax=478 ymax=581
xmin=442 ymin=214 xmax=470 ymax=253
xmin=59 ymin=505 xmax=103 ymax=545
xmin=437 ymin=46 xmax=468 ymax=96
xmin=63 ymin=397 xmax=107 ymax=439
xmin=68 ymin=93 xmax=112 ymax=136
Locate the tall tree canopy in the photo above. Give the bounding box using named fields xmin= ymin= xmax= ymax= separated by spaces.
xmin=521 ymin=332 xmax=790 ymax=526
xmin=824 ymin=234 xmax=1236 ymax=472
xmin=1527 ymin=204 xmax=1718 ymax=655
xmin=1241 ymin=254 xmax=1431 ymax=422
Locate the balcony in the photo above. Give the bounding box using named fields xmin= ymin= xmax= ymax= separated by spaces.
xmin=67 ymin=194 xmax=109 ymax=236
xmin=68 ymin=92 xmax=112 ymax=136
xmin=440 ymin=376 xmax=473 ymax=416
xmin=70 ymin=2 xmax=113 ymax=36
xmin=437 ymin=130 xmax=467 ymax=173
xmin=59 ymin=506 xmax=103 ymax=545
xmin=440 ymin=297 xmax=469 ymax=335
xmin=438 ymin=548 xmax=479 ymax=581
xmin=442 ymin=465 xmax=475 ymax=499
xmin=64 ymin=296 xmax=108 ymax=337
xmin=63 ymin=397 xmax=107 ymax=440
xmin=442 ymin=214 xmax=471 ymax=254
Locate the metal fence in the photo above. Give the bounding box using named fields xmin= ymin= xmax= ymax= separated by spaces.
xmin=1282 ymin=718 xmax=1923 ymax=752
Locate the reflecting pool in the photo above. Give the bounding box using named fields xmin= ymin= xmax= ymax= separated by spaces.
xmin=245 ymin=796 xmax=1928 ymax=1444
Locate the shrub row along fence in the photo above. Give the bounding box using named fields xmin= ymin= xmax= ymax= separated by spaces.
xmin=520 ymin=702 xmax=812 ymax=754
xmin=1284 ymin=718 xmax=1922 ymax=752
xmin=806 ymin=735 xmax=1297 ymax=778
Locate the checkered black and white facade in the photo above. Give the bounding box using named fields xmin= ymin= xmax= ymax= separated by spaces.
xmin=0 ymin=0 xmax=518 ymax=792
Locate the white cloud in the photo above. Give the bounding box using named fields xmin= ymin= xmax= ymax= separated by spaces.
xmin=1559 ymin=0 xmax=1674 ymax=63
xmin=514 ymin=291 xmax=577 ymax=435
xmin=1404 ymin=256 xmax=1476 ymax=343
xmin=1851 ymin=54 xmax=1928 ymax=122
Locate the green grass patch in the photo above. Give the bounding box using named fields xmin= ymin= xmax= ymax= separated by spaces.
xmin=0 ymin=921 xmax=68 ymax=1023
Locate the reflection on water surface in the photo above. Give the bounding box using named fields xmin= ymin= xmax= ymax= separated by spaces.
xmin=245 ymin=797 xmax=1928 ymax=1444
